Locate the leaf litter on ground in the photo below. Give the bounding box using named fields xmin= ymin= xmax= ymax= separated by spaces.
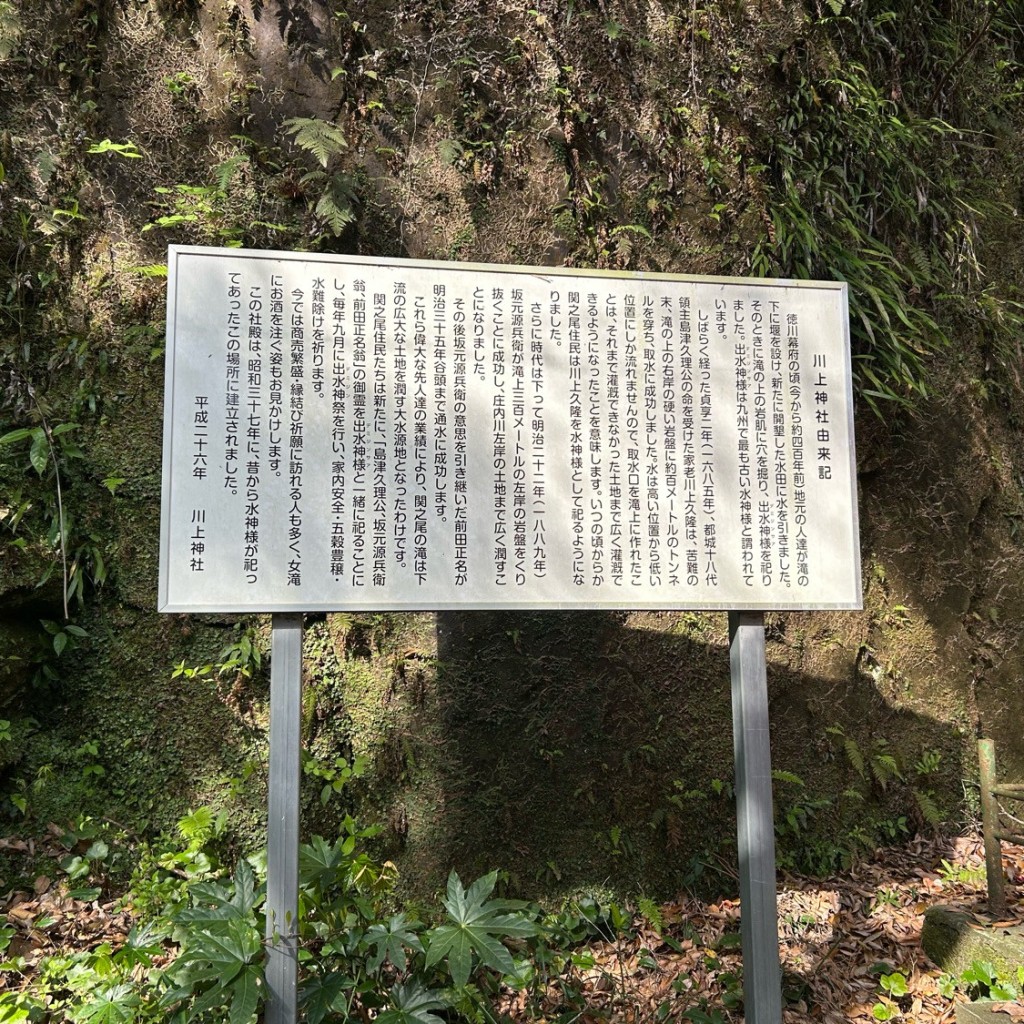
xmin=1 ymin=831 xmax=1022 ymax=1021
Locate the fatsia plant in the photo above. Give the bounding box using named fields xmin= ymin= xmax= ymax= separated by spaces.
xmin=424 ymin=870 xmax=538 ymax=989
xmin=376 ymin=980 xmax=448 ymax=1024
xmin=159 ymin=860 xmax=264 ymax=1024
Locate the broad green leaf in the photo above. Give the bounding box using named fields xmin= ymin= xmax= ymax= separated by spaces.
xmin=299 ymin=971 xmax=352 ymax=1024
xmin=181 ymin=917 xmax=261 ymax=983
xmin=231 ymin=859 xmax=257 ymax=915
xmin=375 ymin=980 xmax=446 ymax=1024
xmin=880 ymin=972 xmax=908 ymax=997
xmin=0 ymin=428 xmax=33 ymax=445
xmin=299 ymin=835 xmax=345 ymax=890
xmin=70 ymin=984 xmax=140 ymax=1023
xmin=176 ymin=863 xmax=257 ymax=926
xmin=86 ymin=840 xmax=109 ymax=861
xmin=189 ymin=973 xmax=232 ymax=1018
xmin=227 ymin=965 xmax=261 ymax=1024
xmin=365 ymin=912 xmax=423 ymax=974
xmin=29 ymin=430 xmax=48 ymax=475
xmin=425 ymin=871 xmax=537 ymax=987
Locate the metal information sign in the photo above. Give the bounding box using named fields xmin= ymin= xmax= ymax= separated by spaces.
xmin=159 ymin=246 xmax=864 ymax=1024
xmin=160 ymin=246 xmax=860 ymax=613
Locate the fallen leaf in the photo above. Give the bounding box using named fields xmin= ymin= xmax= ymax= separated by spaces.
xmin=991 ymin=1004 xmax=1024 ymax=1021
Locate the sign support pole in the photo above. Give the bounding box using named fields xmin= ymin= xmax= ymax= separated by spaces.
xmin=266 ymin=613 xmax=303 ymax=1024
xmin=729 ymin=610 xmax=782 ymax=1024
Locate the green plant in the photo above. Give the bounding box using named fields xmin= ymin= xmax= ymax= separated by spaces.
xmin=752 ymin=56 xmax=968 ymax=413
xmin=936 ymin=857 xmax=986 ymax=886
xmin=163 ymin=71 xmax=196 ymax=97
xmin=86 ymin=139 xmax=143 ymax=159
xmin=0 ymin=416 xmax=93 ymax=616
xmin=126 ymin=808 xmax=225 ymax=923
xmin=74 ymin=739 xmax=104 ymax=779
xmin=159 ymin=860 xmax=264 ymax=1024
xmin=938 ymin=961 xmax=1024 ymax=1002
xmin=282 ymin=117 xmax=359 ymax=237
xmin=826 ymin=726 xmax=904 ymax=791
xmin=57 ymin=817 xmax=116 ymax=898
xmin=0 ymin=0 xmax=22 ymax=59
xmin=870 ymin=888 xmax=901 ymax=912
xmin=869 ymin=969 xmax=909 ymax=1020
xmin=424 ymin=870 xmax=537 ymax=988
xmin=957 ymin=960 xmax=1021 ymax=1001
xmin=375 ymin=980 xmax=448 ymax=1024
xmin=172 ymin=628 xmax=266 ymax=684
xmin=303 ymin=752 xmax=367 ymax=806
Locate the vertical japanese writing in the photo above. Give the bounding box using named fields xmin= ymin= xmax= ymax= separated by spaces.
xmin=268 ymin=276 xmax=284 ymax=476
xmin=330 ymin=279 xmax=347 ymax=580
xmin=623 ymin=294 xmax=642 ymax=586
xmin=413 ymin=290 xmax=428 ymax=585
xmin=311 ymin=277 xmax=326 ymax=398
xmin=511 ymin=288 xmax=526 ymax=585
xmin=734 ymin=301 xmax=754 ymax=588
xmin=813 ymin=354 xmax=832 ymax=480
xmin=288 ymin=285 xmax=305 ymax=586
xmin=788 ymin=313 xmax=809 ymax=587
xmin=472 ymin=285 xmax=486 ymax=379
xmin=169 ymin=259 xmax=857 ymax=610
xmin=192 ymin=395 xmax=209 ymax=480
xmin=678 ymin=296 xmax=697 ymax=586
xmin=351 ymin=280 xmax=367 ymax=587
xmin=642 ymin=296 xmax=660 ymax=587
xmin=660 ymin=298 xmax=679 ymax=585
xmin=769 ymin=301 xmax=790 ymax=587
xmin=190 ymin=508 xmax=206 ymax=572
xmin=452 ymin=294 xmax=468 ymax=586
xmin=531 ymin=298 xmax=547 ymax=578
xmin=750 ymin=299 xmax=772 ymax=586
xmin=372 ymin=289 xmax=388 ymax=586
xmin=492 ymin=286 xmax=507 ymax=585
xmin=587 ymin=292 xmax=604 ymax=585
xmin=225 ymin=272 xmax=241 ymax=494
xmin=244 ymin=285 xmax=262 ymax=584
xmin=606 ymin=292 xmax=623 ymax=586
xmin=432 ymin=284 xmax=448 ymax=530
xmin=392 ymin=281 xmax=408 ymax=569
xmin=568 ymin=291 xmax=585 ymax=586
xmin=700 ymin=304 xmax=717 ymax=586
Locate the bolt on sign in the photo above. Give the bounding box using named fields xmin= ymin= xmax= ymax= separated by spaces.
xmin=159 ymin=246 xmax=862 ymax=614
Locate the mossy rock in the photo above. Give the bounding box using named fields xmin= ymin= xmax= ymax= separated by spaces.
xmin=922 ymin=905 xmax=1024 ymax=978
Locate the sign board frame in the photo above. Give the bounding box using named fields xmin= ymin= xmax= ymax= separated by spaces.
xmin=160 ymin=245 xmax=862 ymax=615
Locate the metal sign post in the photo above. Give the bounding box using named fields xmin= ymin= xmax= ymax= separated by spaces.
xmin=266 ymin=613 xmax=303 ymax=1024
xmin=729 ymin=610 xmax=782 ymax=1024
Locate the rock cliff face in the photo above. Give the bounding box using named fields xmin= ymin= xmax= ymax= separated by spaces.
xmin=1 ymin=0 xmax=1022 ymax=896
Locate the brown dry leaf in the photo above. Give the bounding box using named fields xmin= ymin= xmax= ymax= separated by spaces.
xmin=992 ymin=1004 xmax=1024 ymax=1021
xmin=32 ymin=876 xmax=51 ymax=895
xmin=6 ymin=903 xmax=38 ymax=926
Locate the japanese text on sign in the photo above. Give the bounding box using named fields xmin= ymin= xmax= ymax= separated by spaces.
xmin=159 ymin=247 xmax=862 ymax=612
